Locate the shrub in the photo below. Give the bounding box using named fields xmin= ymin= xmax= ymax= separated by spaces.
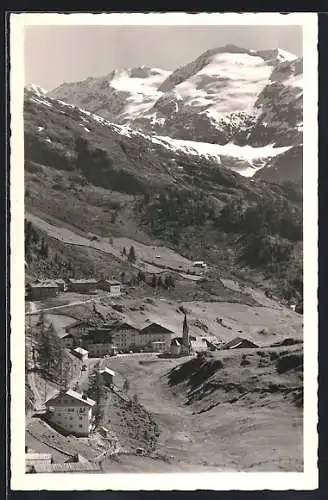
xmin=276 ymin=353 xmax=303 ymax=374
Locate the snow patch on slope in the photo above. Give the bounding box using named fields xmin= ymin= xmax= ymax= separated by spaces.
xmin=105 ymin=67 xmax=171 ymax=120
xmin=26 ymin=88 xmax=293 ymax=178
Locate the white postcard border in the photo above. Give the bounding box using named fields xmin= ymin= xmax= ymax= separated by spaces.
xmin=10 ymin=12 xmax=318 ymax=491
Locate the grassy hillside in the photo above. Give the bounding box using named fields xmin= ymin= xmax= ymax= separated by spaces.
xmin=24 ymin=92 xmax=303 ymax=303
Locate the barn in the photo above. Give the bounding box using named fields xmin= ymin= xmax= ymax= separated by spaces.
xmin=223 ymin=337 xmax=259 ymax=350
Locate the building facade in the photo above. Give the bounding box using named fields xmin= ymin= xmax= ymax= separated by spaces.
xmin=138 ymin=322 xmax=175 ymax=352
xmin=111 ymin=322 xmax=141 ymax=351
xmin=99 ymin=368 xmax=115 ymax=386
xmin=81 ymin=328 xmax=115 ymax=357
xmin=98 ymin=279 xmax=121 ymax=296
xmin=27 ymin=281 xmax=59 ymax=300
xmin=45 ymin=389 xmax=96 ymax=437
xmin=61 ymin=333 xmax=75 ymax=349
xmin=79 ymin=320 xmax=176 ymax=356
xmin=65 ymin=321 xmax=94 ymax=338
xmin=67 ymin=279 xmax=98 ymax=293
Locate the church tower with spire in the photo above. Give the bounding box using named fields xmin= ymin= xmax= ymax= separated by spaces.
xmin=182 ymin=314 xmax=190 ymax=354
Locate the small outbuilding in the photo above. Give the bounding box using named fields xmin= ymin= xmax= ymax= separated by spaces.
xmin=223 ymin=337 xmax=259 ymax=350
xmin=98 ymin=367 xmax=115 ymax=386
xmin=170 ymin=338 xmax=182 ymax=356
xmin=72 ymin=347 xmax=88 ymax=362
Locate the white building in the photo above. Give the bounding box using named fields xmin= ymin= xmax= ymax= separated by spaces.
xmin=45 ymin=389 xmax=96 ymax=437
xmin=193 ymin=261 xmax=207 ymax=269
xmin=72 ymin=347 xmax=88 ymax=362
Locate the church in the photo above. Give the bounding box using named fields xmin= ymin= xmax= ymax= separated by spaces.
xmin=170 ymin=315 xmax=192 ymax=356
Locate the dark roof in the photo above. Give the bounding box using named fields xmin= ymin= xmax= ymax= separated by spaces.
xmin=62 ymin=333 xmax=74 ymax=339
xmin=68 ymin=278 xmax=98 ymax=284
xmin=224 ymin=337 xmax=259 ymax=349
xmin=65 ymin=320 xmax=93 ymax=332
xmin=101 ymin=279 xmax=121 ymax=286
xmin=113 ymin=321 xmax=140 ymax=331
xmin=141 ymin=322 xmax=175 ymax=335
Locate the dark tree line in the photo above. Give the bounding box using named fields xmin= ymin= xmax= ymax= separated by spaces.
xmin=35 ymin=316 xmax=71 ymax=386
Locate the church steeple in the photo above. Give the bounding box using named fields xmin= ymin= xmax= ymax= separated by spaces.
xmin=182 ymin=314 xmax=189 ymax=350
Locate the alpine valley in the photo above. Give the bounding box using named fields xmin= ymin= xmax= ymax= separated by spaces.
xmin=24 ymin=43 xmax=304 ymax=474
xmin=24 ymin=44 xmax=303 ymax=304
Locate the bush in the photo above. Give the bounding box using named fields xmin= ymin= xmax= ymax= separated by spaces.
xmin=276 ymin=353 xmax=303 ymax=374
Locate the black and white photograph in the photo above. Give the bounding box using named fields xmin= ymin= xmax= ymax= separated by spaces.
xmin=10 ymin=12 xmax=318 ymax=491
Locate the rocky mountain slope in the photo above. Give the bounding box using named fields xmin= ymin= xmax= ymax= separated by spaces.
xmin=47 ymin=45 xmax=303 ymax=182
xmin=25 ymin=84 xmax=299 ymax=181
xmin=24 ymin=83 xmax=303 ymax=303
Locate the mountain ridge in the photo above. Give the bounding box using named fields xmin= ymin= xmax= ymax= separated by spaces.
xmin=46 ymin=45 xmax=302 ymax=161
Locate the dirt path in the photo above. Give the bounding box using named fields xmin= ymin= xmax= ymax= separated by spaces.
xmin=26 ymin=211 xmax=204 ymax=280
xmin=25 ymin=295 xmax=110 ymax=316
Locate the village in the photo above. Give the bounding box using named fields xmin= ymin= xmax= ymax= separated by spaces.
xmin=25 ymin=266 xmax=302 ymax=474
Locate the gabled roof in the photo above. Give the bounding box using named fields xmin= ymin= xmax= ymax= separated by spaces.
xmin=99 ymin=367 xmax=115 ymax=376
xmin=66 ymin=320 xmax=93 ymax=332
xmin=68 ymin=278 xmax=98 ymax=284
xmin=101 ymin=279 xmax=121 ymax=286
xmin=46 ymin=389 xmax=96 ymax=407
xmin=62 ymin=333 xmax=74 ymax=339
xmin=73 ymin=347 xmax=88 ymax=355
xmin=140 ymin=322 xmax=175 ymax=335
xmin=224 ymin=337 xmax=258 ymax=349
xmin=115 ymin=320 xmax=141 ymax=331
xmin=28 ymin=281 xmax=59 ymax=289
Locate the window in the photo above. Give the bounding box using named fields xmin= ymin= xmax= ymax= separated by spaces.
xmin=80 ymin=417 xmax=83 ymax=421
xmin=79 ymin=425 xmax=83 ymax=428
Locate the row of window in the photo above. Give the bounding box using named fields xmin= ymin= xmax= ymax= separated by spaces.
xmin=54 ymin=415 xmax=84 ymax=421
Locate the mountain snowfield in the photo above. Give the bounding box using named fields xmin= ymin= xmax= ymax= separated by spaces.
xmin=26 ymin=45 xmax=302 ymax=182
xmin=48 ymin=45 xmax=302 ymax=148
xmin=25 ymin=85 xmax=294 ymax=179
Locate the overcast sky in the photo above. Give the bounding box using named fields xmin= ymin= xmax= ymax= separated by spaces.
xmin=24 ymin=25 xmax=302 ymax=91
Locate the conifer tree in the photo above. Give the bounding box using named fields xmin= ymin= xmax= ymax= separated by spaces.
xmin=128 ymin=245 xmax=136 ymax=263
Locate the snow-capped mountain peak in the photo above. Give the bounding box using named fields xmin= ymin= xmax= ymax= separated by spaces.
xmin=40 ymin=44 xmax=302 ymax=182
xmin=25 ymin=83 xmax=48 ymax=96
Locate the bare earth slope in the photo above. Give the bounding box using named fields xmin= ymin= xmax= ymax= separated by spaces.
xmin=103 ymin=345 xmax=303 ymax=471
